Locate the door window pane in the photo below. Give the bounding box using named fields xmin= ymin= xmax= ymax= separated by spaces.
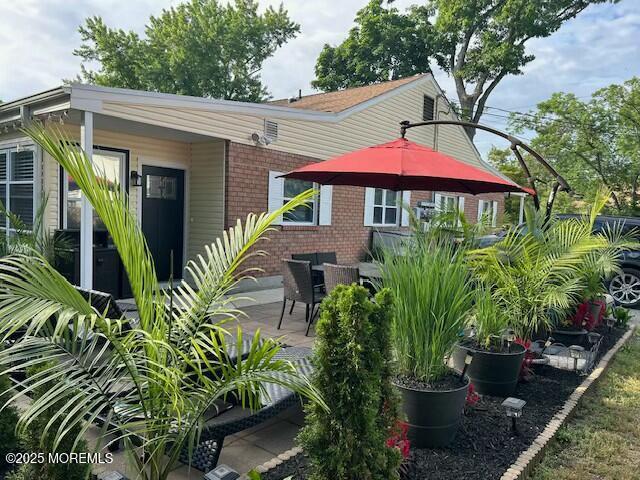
xmin=146 ymin=175 xmax=177 ymax=200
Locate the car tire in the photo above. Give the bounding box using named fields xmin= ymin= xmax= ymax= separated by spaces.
xmin=608 ymin=267 xmax=640 ymax=308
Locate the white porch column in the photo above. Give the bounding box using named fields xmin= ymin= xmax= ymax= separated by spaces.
xmin=518 ymin=194 xmax=525 ymax=224
xmin=80 ymin=111 xmax=93 ymax=289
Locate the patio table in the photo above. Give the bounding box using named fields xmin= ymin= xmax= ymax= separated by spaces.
xmin=311 ymin=262 xmax=382 ymax=280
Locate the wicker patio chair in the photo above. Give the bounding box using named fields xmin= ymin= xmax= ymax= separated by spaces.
xmin=323 ymin=263 xmax=360 ymax=294
xmin=279 ymin=259 xmax=325 ymax=336
xmin=315 ymin=251 xmax=337 ymax=265
xmin=291 ymin=252 xmax=324 ymax=289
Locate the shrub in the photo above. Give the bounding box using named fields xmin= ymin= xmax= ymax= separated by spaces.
xmin=298 ymin=285 xmax=402 ymax=480
xmin=0 ymin=373 xmax=20 ymax=472
xmin=9 ymin=363 xmax=90 ymax=480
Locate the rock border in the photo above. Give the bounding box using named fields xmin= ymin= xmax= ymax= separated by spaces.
xmin=245 ymin=327 xmax=636 ymax=480
xmin=500 ymin=326 xmax=636 ymax=480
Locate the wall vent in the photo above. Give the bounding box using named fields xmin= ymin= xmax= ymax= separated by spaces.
xmin=264 ymin=120 xmax=278 ymax=142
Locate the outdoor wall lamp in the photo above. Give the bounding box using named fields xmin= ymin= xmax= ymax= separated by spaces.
xmin=568 ymin=345 xmax=585 ymax=371
xmin=606 ymin=316 xmax=615 ymax=333
xmin=130 ymin=170 xmax=143 ymax=187
xmin=460 ymin=350 xmax=474 ymax=383
xmin=502 ymin=397 xmax=526 ymax=434
xmin=204 ymin=464 xmax=240 ymax=480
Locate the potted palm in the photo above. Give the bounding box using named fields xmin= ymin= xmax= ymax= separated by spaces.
xmin=468 ymin=189 xmax=634 ymax=345
xmin=0 ymin=125 xmax=325 ymax=480
xmin=452 ymin=287 xmax=526 ymax=397
xmin=381 ymin=238 xmax=473 ymax=447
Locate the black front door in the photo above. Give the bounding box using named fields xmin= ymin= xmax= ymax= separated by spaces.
xmin=142 ymin=165 xmax=185 ymax=281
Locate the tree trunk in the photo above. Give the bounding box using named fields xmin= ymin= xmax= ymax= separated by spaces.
xmin=458 ymin=96 xmax=477 ymax=140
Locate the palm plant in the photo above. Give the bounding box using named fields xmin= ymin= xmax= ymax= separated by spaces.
xmin=0 ymin=195 xmax=71 ymax=266
xmin=380 ymin=235 xmax=473 ymax=382
xmin=0 ymin=124 xmax=325 ymax=480
xmin=467 ymin=188 xmax=635 ymax=339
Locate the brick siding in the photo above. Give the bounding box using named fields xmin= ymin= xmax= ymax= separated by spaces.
xmin=225 ymin=142 xmax=504 ymax=277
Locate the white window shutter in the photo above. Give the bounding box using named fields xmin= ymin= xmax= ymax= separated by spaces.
xmin=364 ymin=187 xmax=375 ymax=226
xmin=319 ymin=184 xmax=333 ymax=225
xmin=477 ymin=200 xmax=484 ymax=222
xmin=492 ymin=200 xmax=498 ymax=226
xmin=401 ymin=191 xmax=411 ymax=226
xmin=268 ymin=171 xmax=284 ymax=224
xmin=457 ymin=196 xmax=465 ymax=214
xmin=434 ymin=193 xmax=442 ymax=212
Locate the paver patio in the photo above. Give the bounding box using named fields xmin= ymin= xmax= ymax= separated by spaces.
xmin=92 ymin=291 xmax=315 ymax=479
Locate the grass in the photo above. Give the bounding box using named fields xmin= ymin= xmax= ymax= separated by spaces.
xmin=532 ymin=331 xmax=640 ymax=480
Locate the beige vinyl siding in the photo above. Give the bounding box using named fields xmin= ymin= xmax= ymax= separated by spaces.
xmin=99 ymin=76 xmax=486 ymax=170
xmin=188 ymin=140 xmax=225 ymax=260
xmin=41 ymin=126 xmax=192 ymax=232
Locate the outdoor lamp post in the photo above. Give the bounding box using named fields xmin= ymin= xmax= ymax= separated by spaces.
xmin=606 ymin=316 xmax=615 ymax=333
xmin=502 ymin=397 xmax=526 ymax=434
xmin=541 ymin=337 xmax=554 ymax=356
xmin=503 ymin=329 xmax=516 ymax=353
xmin=204 ymin=465 xmax=240 ymax=480
xmin=568 ymin=345 xmax=585 ymax=372
xmin=587 ymin=332 xmax=601 ymax=346
xmin=461 ymin=350 xmax=474 ymax=383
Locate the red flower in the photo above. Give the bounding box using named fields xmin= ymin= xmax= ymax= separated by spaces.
xmin=387 ymin=420 xmax=411 ymax=459
xmin=466 ymin=383 xmax=480 ymax=407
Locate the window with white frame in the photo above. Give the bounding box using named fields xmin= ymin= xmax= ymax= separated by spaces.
xmin=433 ymin=193 xmax=465 ymax=226
xmin=61 ymin=147 xmax=127 ymax=230
xmin=364 ymin=188 xmax=411 ymax=227
xmin=478 ymin=199 xmax=498 ymax=226
xmin=267 ymin=171 xmax=333 ymax=226
xmin=0 ymin=146 xmax=36 ymax=233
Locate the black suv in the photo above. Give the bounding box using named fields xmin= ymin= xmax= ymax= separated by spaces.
xmin=557 ymin=214 xmax=640 ymax=308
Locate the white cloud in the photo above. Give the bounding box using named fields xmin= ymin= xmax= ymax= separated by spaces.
xmin=1 ymin=0 xmax=638 ymax=157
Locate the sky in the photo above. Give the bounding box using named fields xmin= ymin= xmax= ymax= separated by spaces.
xmin=1 ymin=0 xmax=639 ymax=158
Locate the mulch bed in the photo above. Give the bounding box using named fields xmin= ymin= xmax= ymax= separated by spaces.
xmin=260 ymin=325 xmax=626 ymax=480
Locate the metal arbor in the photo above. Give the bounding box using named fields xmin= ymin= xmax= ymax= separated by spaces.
xmin=399 ymin=120 xmax=571 ymax=220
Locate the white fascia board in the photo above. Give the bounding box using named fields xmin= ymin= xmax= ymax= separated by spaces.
xmin=68 ymin=75 xmax=430 ymax=124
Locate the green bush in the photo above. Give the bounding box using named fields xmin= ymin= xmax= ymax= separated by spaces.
xmin=298 ymin=285 xmax=402 ymax=480
xmin=0 ymin=374 xmax=20 ymax=472
xmin=9 ymin=363 xmax=90 ymax=480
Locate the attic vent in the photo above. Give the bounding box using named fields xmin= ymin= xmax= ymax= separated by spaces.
xmin=264 ymin=120 xmax=278 ymax=141
xmin=423 ymin=95 xmax=435 ymax=121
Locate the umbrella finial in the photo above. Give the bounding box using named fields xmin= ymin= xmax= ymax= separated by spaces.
xmin=400 ymin=120 xmax=411 ymax=138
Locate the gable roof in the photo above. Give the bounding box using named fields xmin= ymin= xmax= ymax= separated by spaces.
xmin=269 ymin=74 xmax=428 ymax=113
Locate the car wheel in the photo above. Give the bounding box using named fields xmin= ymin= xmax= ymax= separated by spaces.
xmin=609 ymin=268 xmax=640 ymax=307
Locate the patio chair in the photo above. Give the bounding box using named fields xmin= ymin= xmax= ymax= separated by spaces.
xmin=279 ymin=259 xmax=325 ymax=336
xmin=315 ymin=251 xmax=337 ymax=265
xmin=291 ymin=252 xmax=324 ymax=289
xmin=323 ymin=263 xmax=360 ymax=294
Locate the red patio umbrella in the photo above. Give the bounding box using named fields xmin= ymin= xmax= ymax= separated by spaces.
xmin=281 ymin=138 xmax=526 ymax=195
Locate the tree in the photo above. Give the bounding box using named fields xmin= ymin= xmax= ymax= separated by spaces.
xmin=74 ymin=0 xmax=299 ymax=101
xmin=312 ymin=0 xmax=432 ymax=92
xmin=508 ymin=78 xmax=640 ymax=214
xmin=313 ymin=0 xmax=618 ymax=140
xmin=0 ymin=124 xmax=324 ymax=480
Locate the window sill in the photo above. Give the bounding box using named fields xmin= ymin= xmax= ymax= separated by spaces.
xmin=278 ymin=224 xmax=321 ymax=232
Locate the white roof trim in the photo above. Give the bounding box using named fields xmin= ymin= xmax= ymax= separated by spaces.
xmin=68 ymin=75 xmax=431 ymax=124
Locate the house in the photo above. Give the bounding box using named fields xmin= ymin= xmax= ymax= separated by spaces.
xmin=0 ymin=74 xmax=513 ymax=297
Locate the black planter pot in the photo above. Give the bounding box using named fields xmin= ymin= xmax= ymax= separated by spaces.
xmin=551 ymin=328 xmax=588 ymax=346
xmin=395 ymin=376 xmax=469 ymax=448
xmin=452 ymin=343 xmax=526 ymax=397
